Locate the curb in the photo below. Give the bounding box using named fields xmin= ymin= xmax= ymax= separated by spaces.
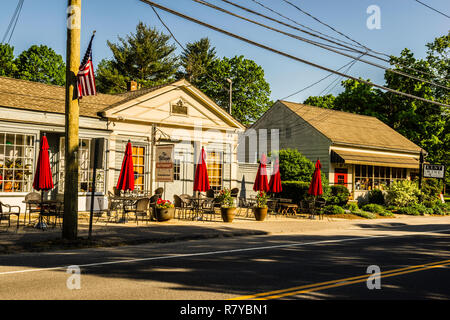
xmin=0 ymin=229 xmax=269 ymax=255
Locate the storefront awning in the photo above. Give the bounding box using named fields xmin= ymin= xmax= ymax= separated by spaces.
xmin=331 ymin=150 xmax=419 ymax=169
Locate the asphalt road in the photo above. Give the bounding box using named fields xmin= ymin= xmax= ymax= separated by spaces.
xmin=0 ymin=221 xmax=449 ymax=301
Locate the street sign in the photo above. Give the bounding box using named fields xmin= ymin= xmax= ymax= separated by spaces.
xmin=155 ymin=144 xmax=174 ymax=182
xmin=423 ymin=164 xmax=445 ymax=179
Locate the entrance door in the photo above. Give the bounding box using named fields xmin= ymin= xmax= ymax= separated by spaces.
xmin=334 ymin=168 xmax=348 ymax=185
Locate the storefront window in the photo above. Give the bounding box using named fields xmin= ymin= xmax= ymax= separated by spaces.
xmin=132 ymin=146 xmax=145 ymax=191
xmin=173 ymin=159 xmax=181 ymax=181
xmin=0 ymin=132 xmax=35 ymax=193
xmin=59 ymin=138 xmax=105 ymax=193
xmin=355 ymin=164 xmax=407 ymax=191
xmin=207 ymin=151 xmax=223 ymax=191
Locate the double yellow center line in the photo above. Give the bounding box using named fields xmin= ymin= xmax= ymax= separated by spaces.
xmin=231 ymin=259 xmax=450 ymax=300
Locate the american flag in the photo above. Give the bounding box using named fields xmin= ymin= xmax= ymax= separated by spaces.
xmin=77 ymin=33 xmax=97 ymax=99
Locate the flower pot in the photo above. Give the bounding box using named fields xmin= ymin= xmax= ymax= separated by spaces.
xmin=253 ymin=207 xmax=268 ymax=221
xmin=155 ymin=207 xmax=174 ymax=222
xmin=220 ymin=207 xmax=236 ymax=222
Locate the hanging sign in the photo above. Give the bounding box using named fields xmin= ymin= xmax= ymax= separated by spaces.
xmin=155 ymin=144 xmax=174 ymax=182
xmin=423 ymin=164 xmax=445 ymax=179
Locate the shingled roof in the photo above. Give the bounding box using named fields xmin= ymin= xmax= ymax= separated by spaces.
xmin=280 ymin=100 xmax=422 ymax=153
xmin=0 ymin=76 xmax=126 ymax=118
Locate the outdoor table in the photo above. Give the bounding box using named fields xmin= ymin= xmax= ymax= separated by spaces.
xmin=188 ymin=195 xmax=211 ymax=220
xmin=111 ymin=195 xmax=147 ymax=223
xmin=23 ymin=199 xmax=63 ymax=229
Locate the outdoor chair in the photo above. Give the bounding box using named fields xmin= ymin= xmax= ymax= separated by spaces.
xmin=40 ymin=201 xmax=63 ymax=228
xmin=238 ymin=197 xmax=253 ymax=217
xmin=230 ymin=188 xmax=239 ymax=198
xmin=200 ymin=198 xmax=216 ymax=221
xmin=149 ymin=194 xmax=161 ymax=221
xmin=0 ymin=201 xmax=21 ymax=229
xmin=174 ymin=194 xmax=193 ymax=220
xmin=132 ymin=198 xmax=150 ymax=225
xmin=24 ymin=192 xmax=41 ymax=226
xmin=206 ymin=188 xmax=215 ymax=199
xmin=103 ymin=198 xmax=122 ymax=223
xmin=315 ymin=198 xmax=327 ymax=220
xmin=154 ymin=187 xmax=164 ymax=196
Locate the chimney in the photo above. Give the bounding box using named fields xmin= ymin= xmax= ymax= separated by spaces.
xmin=127 ymin=80 xmax=138 ymax=92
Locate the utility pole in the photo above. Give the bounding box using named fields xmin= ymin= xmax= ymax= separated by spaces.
xmin=63 ymin=0 xmax=81 ymax=240
xmin=418 ymin=150 xmax=424 ymax=190
xmin=150 ymin=123 xmax=157 ymax=195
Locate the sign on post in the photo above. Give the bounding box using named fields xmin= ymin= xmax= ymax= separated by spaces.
xmin=423 ymin=164 xmax=445 ymax=179
xmin=155 ymin=144 xmax=174 ymax=182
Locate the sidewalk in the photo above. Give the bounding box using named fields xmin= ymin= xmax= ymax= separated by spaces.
xmin=1 ymin=214 xmax=449 ymax=254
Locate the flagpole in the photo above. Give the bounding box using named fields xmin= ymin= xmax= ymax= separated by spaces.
xmin=63 ymin=0 xmax=81 ymax=240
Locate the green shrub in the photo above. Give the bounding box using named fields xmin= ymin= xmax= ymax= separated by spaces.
xmin=276 ymin=149 xmax=315 ymax=182
xmin=362 ymin=203 xmax=385 ymax=214
xmin=385 ymin=180 xmax=421 ymax=207
xmin=368 ymin=189 xmax=385 ymax=205
xmin=279 ymin=181 xmax=310 ymax=204
xmin=326 ymin=185 xmax=350 ymax=206
xmin=344 ymin=202 xmax=359 ymax=212
xmin=378 ymin=211 xmax=394 ymax=217
xmin=431 ymin=205 xmax=444 ymax=215
xmin=354 ymin=211 xmax=377 ymax=219
xmin=421 ymin=178 xmax=443 ymax=203
xmin=397 ymin=203 xmax=431 ymax=216
xmin=323 ymin=205 xmax=345 ymax=215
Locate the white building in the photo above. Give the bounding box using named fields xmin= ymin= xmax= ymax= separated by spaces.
xmin=0 ymin=77 xmax=245 ymax=212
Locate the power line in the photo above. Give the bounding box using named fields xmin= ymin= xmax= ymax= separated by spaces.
xmin=192 ymin=0 xmax=450 ymax=91
xmin=248 ymin=0 xmax=445 ymax=81
xmin=281 ymin=56 xmax=362 ymax=100
xmin=2 ymin=0 xmax=24 ymax=44
xmin=149 ymin=5 xmax=231 ymax=97
xmin=139 ymin=0 xmax=450 ymax=109
xmin=414 ymin=0 xmax=450 ymax=19
xmin=282 ymin=0 xmax=369 ymax=50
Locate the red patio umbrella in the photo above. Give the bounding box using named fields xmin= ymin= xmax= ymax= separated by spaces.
xmin=194 ymin=147 xmax=210 ymax=192
xmin=268 ymin=158 xmax=282 ymax=193
xmin=253 ymin=153 xmax=269 ymax=192
xmin=308 ymin=159 xmax=323 ymax=197
xmin=33 ymin=134 xmax=54 ymax=229
xmin=33 ymin=135 xmax=54 ymax=192
xmin=116 ymin=141 xmax=135 ymax=192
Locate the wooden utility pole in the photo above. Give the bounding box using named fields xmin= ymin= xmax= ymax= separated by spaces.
xmin=63 ymin=0 xmax=81 ymax=240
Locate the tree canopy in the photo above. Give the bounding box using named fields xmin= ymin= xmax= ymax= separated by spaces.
xmin=96 ymin=22 xmax=178 ymax=94
xmin=179 ymin=37 xmax=216 ymax=83
xmin=192 ymin=55 xmax=272 ymax=126
xmin=304 ymin=33 xmax=449 ymax=187
xmin=0 ymin=44 xmax=65 ymax=85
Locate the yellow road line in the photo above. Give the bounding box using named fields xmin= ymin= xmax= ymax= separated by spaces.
xmin=262 ymin=262 xmax=450 ymax=299
xmin=230 ymin=259 xmax=450 ymax=300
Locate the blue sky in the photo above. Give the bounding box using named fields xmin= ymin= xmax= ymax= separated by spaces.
xmin=0 ymin=0 xmax=448 ymax=102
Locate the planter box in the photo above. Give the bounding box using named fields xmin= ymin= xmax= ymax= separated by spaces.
xmin=253 ymin=207 xmax=268 ymax=221
xmin=220 ymin=207 xmax=236 ymax=222
xmin=155 ymin=207 xmax=174 ymax=222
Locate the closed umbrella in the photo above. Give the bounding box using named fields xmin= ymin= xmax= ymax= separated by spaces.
xmin=194 ymin=147 xmax=210 ymax=193
xmin=33 ymin=134 xmax=54 ymax=229
xmin=268 ymin=158 xmax=282 ymax=194
xmin=116 ymin=141 xmax=135 ymax=223
xmin=116 ymin=141 xmax=135 ymax=192
xmin=308 ymin=159 xmax=323 ymax=219
xmin=308 ymin=159 xmax=323 ymax=197
xmin=253 ymin=153 xmax=269 ymax=192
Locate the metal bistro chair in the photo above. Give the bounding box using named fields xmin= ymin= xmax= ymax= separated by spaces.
xmin=149 ymin=194 xmax=161 ymax=221
xmin=201 ymin=197 xmax=216 ymax=221
xmin=0 ymin=201 xmax=21 ymax=229
xmin=179 ymin=194 xmax=194 ymax=220
xmin=315 ymin=198 xmax=327 ymax=220
xmin=230 ymin=188 xmax=239 ymax=198
xmin=238 ymin=197 xmax=253 ymax=217
xmin=133 ymin=198 xmax=151 ymax=225
xmin=24 ymin=192 xmax=41 ymax=226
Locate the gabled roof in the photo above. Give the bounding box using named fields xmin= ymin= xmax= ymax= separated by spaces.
xmin=279 ymin=100 xmax=422 ymax=153
xmin=0 ymin=76 xmax=123 ymax=118
xmin=0 ymin=76 xmax=244 ymax=129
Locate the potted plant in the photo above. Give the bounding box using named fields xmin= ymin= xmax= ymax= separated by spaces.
xmin=217 ymin=188 xmax=236 ymax=222
xmin=155 ymin=198 xmax=175 ymax=222
xmin=253 ymin=191 xmax=269 ymax=221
